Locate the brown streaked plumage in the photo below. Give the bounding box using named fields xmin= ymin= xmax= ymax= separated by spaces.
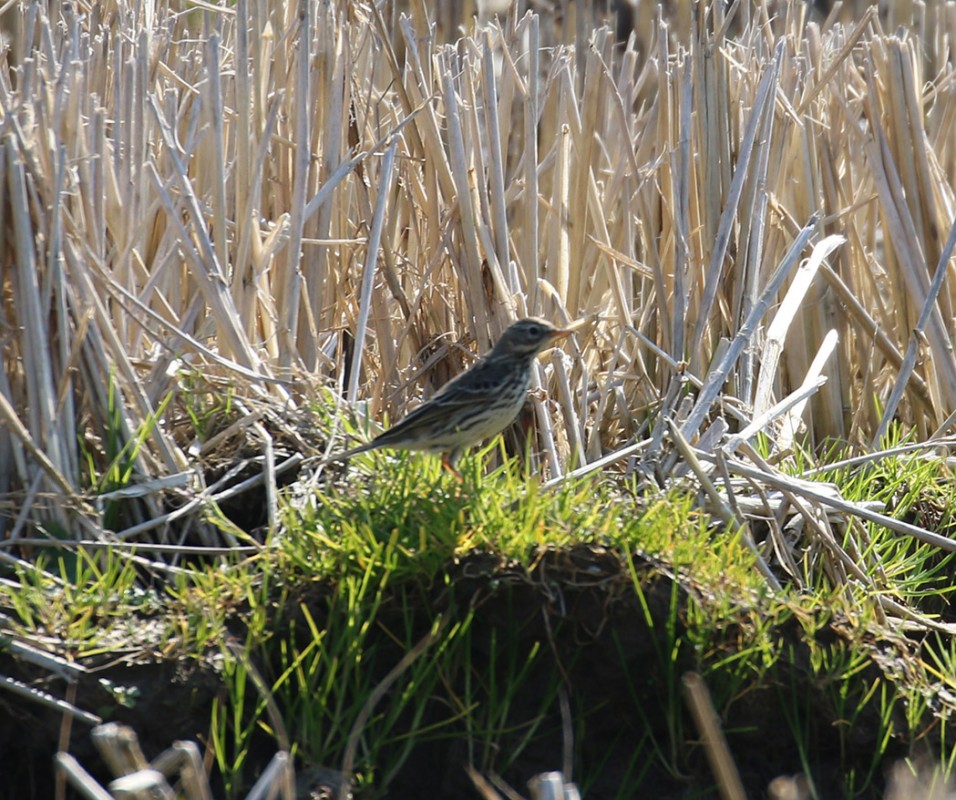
xmin=331 ymin=318 xmax=573 ymax=478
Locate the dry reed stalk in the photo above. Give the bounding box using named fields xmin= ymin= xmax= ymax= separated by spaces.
xmin=0 ymin=0 xmax=953 ymax=573
xmin=752 ymin=234 xmax=845 ymax=422
xmin=682 ymin=672 xmax=747 ymax=800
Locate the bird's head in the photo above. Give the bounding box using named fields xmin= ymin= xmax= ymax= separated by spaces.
xmin=489 ymin=317 xmax=572 ymax=359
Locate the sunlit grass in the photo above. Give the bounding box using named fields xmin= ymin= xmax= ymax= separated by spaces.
xmin=0 ymin=550 xmax=159 ymax=659
xmin=3 ymin=434 xmax=956 ymax=796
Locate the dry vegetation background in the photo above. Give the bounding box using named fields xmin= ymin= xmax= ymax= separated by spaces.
xmin=0 ymin=0 xmax=955 ymax=545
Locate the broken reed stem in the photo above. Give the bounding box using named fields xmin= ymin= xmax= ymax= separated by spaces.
xmin=683 ymin=672 xmax=747 ymax=800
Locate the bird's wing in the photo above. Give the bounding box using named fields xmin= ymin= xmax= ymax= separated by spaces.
xmin=372 ymin=357 xmax=513 ymax=440
xmin=431 ymin=356 xmax=515 ymax=401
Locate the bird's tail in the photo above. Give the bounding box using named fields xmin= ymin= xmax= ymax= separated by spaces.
xmin=303 ymin=440 xmax=377 ymax=469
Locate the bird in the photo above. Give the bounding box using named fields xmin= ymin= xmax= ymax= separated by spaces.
xmin=326 ymin=317 xmax=574 ymax=479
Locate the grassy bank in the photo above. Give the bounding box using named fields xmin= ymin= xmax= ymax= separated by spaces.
xmin=2 ymin=0 xmax=956 ymax=796
xmin=3 ymin=442 xmax=956 ymax=796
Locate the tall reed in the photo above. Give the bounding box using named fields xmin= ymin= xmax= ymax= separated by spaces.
xmin=0 ymin=0 xmax=954 ymax=543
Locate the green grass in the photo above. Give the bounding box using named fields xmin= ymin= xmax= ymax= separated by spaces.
xmin=3 ymin=433 xmax=956 ymax=796
xmin=195 ymin=445 xmax=956 ymax=794
xmin=3 ymin=549 xmax=160 ymax=658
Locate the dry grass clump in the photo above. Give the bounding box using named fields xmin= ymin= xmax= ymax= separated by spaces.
xmin=0 ymin=0 xmax=954 ymax=550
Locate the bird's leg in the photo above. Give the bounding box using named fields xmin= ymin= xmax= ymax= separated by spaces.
xmin=441 ymin=450 xmax=464 ymax=482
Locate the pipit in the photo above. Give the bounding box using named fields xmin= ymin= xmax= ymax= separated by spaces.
xmin=330 ymin=317 xmax=574 ymax=478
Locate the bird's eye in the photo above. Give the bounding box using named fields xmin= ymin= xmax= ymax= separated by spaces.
xmin=527 ymin=325 xmax=541 ymax=337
